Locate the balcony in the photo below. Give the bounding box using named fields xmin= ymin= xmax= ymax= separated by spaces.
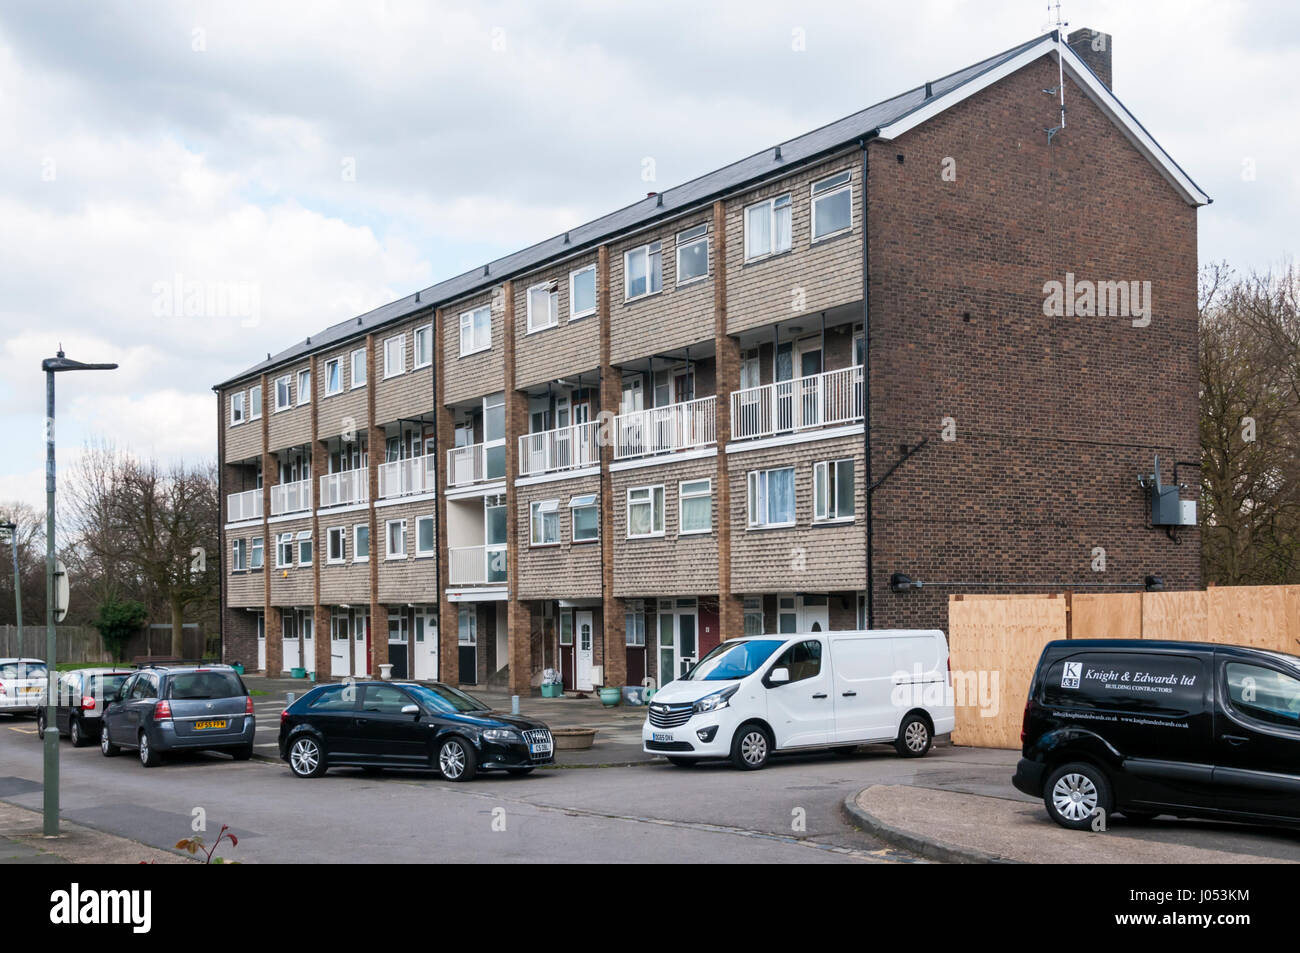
xmin=448 ymin=545 xmax=507 ymax=586
xmin=519 ymin=421 xmax=600 ymax=477
xmin=226 ymin=488 xmax=263 ymax=522
xmin=270 ymin=479 xmax=312 ymax=517
xmin=319 ymin=469 xmax=368 ymax=508
xmin=378 ymin=455 xmax=436 ymax=500
xmin=613 ymin=396 xmax=716 ymax=461
xmin=446 ymin=442 xmax=506 ymax=489
xmin=730 ymin=366 xmax=863 ymax=441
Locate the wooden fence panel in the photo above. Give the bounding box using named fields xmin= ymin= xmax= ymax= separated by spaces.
xmin=1072 ymin=592 xmax=1142 ymax=639
xmin=1206 ymin=584 xmax=1300 ymax=654
xmin=1140 ymin=590 xmax=1208 ymax=642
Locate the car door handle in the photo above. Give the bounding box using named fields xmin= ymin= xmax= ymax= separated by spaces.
xmin=812 ymin=693 xmax=828 ymax=699
xmin=841 ymin=691 xmax=857 ymax=697
xmin=1222 ymin=734 xmax=1250 ymax=746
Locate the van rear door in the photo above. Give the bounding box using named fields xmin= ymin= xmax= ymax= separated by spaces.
xmin=828 ymin=634 xmax=898 ymax=744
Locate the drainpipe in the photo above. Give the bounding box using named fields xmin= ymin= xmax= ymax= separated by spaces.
xmin=859 ymin=139 xmax=874 ymax=628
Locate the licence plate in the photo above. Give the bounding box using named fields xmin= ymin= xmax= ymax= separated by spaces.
xmin=529 ymin=743 xmax=552 ymax=756
xmin=20 ymin=687 xmax=40 ymax=695
xmin=194 ymin=720 xmax=228 ymax=730
xmin=652 ymin=732 xmax=673 ymax=743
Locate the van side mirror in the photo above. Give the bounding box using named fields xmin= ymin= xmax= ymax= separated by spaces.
xmin=768 ymin=667 xmax=790 ymax=685
xmin=401 ymin=704 xmax=420 ymax=716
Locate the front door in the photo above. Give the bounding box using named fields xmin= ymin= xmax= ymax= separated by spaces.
xmin=300 ymin=611 xmax=314 ymax=675
xmin=282 ymin=611 xmax=300 ymax=671
xmin=575 ymin=610 xmax=594 ymax=691
xmin=458 ymin=606 xmax=477 ymax=684
xmin=765 ymin=637 xmax=833 ymax=748
xmin=656 ymin=599 xmax=699 ymax=688
xmin=256 ymin=613 xmax=266 ymax=671
xmin=388 ymin=612 xmax=409 ymax=680
xmin=353 ymin=610 xmax=370 ymax=676
xmin=797 ymin=594 xmax=830 ymax=633
xmin=331 ymin=611 xmax=350 ymax=677
xmin=413 ymin=609 xmax=438 ymax=680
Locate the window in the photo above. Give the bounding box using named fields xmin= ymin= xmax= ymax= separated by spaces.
xmin=570 ymin=493 xmax=598 ymax=542
xmin=527 ymin=281 xmax=559 ymax=333
xmin=679 ymin=479 xmax=712 ymax=535
xmin=363 ymin=684 xmax=414 ymax=714
xmin=384 ymin=334 xmax=406 ymax=378
xmin=626 ymin=606 xmax=646 ymax=647
xmin=624 ymin=241 xmax=663 ymax=300
xmin=274 ymin=375 xmax=292 ymax=412
xmin=327 ymin=527 xmax=346 ymax=564
xmin=249 ymin=384 xmax=262 ymax=419
xmin=230 ymin=392 xmax=246 ymax=425
xmin=458 ymin=606 xmax=477 ymax=644
xmin=416 ymin=515 xmax=435 ymax=557
xmin=350 ymin=348 xmax=367 ymax=388
xmin=771 ymin=639 xmax=823 ymax=683
xmin=748 ymin=467 xmax=796 ymax=527
xmin=308 ymin=685 xmax=356 ymax=711
xmin=1226 ymin=662 xmax=1300 ymax=729
xmin=324 ymin=359 xmax=342 ymax=395
xmin=231 ymin=538 xmax=247 ymax=571
xmin=676 ymin=224 xmax=709 ymax=284
xmin=531 ymin=499 xmax=560 ymax=546
xmin=250 ymin=536 xmax=264 ymax=570
xmin=811 ymin=170 xmax=852 ymax=241
xmin=353 ymin=523 xmax=369 ymax=561
xmin=570 ymin=265 xmax=596 ymax=319
xmin=297 ymin=530 xmax=313 ymax=566
xmin=459 ymin=305 xmax=492 ymax=355
xmin=386 ymin=519 xmax=406 ymax=559
xmin=558 ymin=608 xmax=573 ymax=646
xmin=276 ymin=532 xmax=294 ymax=567
xmin=413 ymin=325 xmax=432 ymax=368
xmin=814 ymin=459 xmax=855 ymax=522
xmin=296 ymin=368 xmax=311 ymax=405
xmin=744 ymin=194 xmax=792 ymax=260
xmin=744 ymin=596 xmax=764 ymax=636
xmin=627 ymin=485 xmax=665 ymax=538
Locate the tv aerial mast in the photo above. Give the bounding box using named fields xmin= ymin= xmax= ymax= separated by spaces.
xmin=1042 ymin=0 xmax=1068 ymax=143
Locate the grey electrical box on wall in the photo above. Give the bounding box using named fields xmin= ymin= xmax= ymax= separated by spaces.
xmin=1143 ymin=455 xmax=1198 ymax=527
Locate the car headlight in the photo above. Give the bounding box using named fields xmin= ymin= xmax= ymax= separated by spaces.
xmin=692 ymin=686 xmax=738 ymax=715
xmin=482 ymin=728 xmax=521 ymax=743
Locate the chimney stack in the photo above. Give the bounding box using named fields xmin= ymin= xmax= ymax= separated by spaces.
xmin=1067 ymin=27 xmax=1112 ymax=90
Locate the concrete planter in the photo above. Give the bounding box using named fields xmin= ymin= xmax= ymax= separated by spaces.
xmin=550 ymin=727 xmax=597 ymax=750
xmin=598 ymin=687 xmax=621 ymax=707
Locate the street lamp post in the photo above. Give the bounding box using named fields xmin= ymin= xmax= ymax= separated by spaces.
xmin=0 ymin=522 xmax=20 ymax=657
xmin=41 ymin=349 xmax=117 ymax=836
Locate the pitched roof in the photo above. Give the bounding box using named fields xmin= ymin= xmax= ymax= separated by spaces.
xmin=215 ymin=31 xmax=1207 ymax=389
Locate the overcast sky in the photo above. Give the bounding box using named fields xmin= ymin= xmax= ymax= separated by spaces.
xmin=1 ymin=0 xmax=1296 ymax=510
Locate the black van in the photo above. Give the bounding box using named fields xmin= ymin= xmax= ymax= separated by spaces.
xmin=1014 ymin=639 xmax=1300 ymax=830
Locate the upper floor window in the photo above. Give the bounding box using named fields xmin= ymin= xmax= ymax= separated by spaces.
xmin=386 ymin=518 xmax=407 ymax=559
xmin=676 ymin=224 xmax=709 ymax=284
xmin=327 ymin=526 xmax=346 ymax=564
xmin=747 ymin=466 xmax=795 ymax=528
xmin=230 ymin=392 xmax=246 ymax=425
xmin=624 ymin=242 xmax=662 ymax=301
xmin=296 ymin=530 xmax=313 ymax=566
xmin=324 ymin=359 xmax=342 ymax=396
xmin=530 ymin=499 xmax=560 ymax=546
xmin=744 ymin=194 xmax=792 ymax=261
xmin=276 ymin=532 xmax=294 ymax=567
xmin=811 ymin=170 xmax=852 ymax=242
xmin=527 ymin=281 xmax=559 ymax=333
xmin=353 ymin=523 xmax=370 ymax=562
xmin=351 ymin=348 xmax=367 ymax=388
xmin=384 ymin=334 xmax=406 ymax=378
xmin=570 ymin=265 xmax=597 ymax=319
xmin=459 ymin=305 xmax=492 ymax=355
xmin=679 ymin=478 xmax=712 ymax=535
xmin=249 ymin=384 xmax=262 ymax=420
xmin=250 ymin=536 xmax=264 ymax=570
xmin=231 ymin=538 xmax=247 ymax=571
xmin=274 ymin=375 xmax=292 ymax=412
xmin=296 ymin=368 xmax=311 ymax=405
xmin=814 ymin=458 xmax=855 ymax=522
xmin=413 ymin=325 xmax=433 ymax=368
xmin=570 ymin=493 xmax=598 ymax=542
xmin=627 ymin=484 xmax=665 ymax=538
xmin=416 ymin=515 xmax=435 ymax=557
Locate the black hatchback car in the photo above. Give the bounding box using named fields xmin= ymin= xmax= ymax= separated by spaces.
xmin=1014 ymin=639 xmax=1300 ymax=830
xmin=279 ymin=681 xmax=554 ymax=781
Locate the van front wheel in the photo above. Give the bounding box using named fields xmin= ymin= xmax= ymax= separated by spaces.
xmin=895 ymin=714 xmax=932 ymax=758
xmin=730 ymin=724 xmax=771 ymax=770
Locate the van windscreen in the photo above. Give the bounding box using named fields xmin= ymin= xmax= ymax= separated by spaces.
xmin=684 ymin=640 xmax=785 ymax=681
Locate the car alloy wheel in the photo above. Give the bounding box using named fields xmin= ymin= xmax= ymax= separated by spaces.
xmin=904 ymin=720 xmax=929 ymax=753
xmin=1051 ymin=772 xmax=1099 ymax=823
xmin=36 ymin=710 xmax=45 ymax=739
xmin=290 ymin=738 xmax=320 ymax=777
xmin=69 ymin=718 xmax=82 ymax=747
xmin=739 ymin=729 xmax=767 ymax=766
xmin=439 ymin=740 xmax=467 ymax=779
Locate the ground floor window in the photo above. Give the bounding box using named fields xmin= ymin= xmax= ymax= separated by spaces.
xmin=743 ymin=596 xmax=764 ymax=636
xmin=458 ymin=607 xmax=477 ymax=644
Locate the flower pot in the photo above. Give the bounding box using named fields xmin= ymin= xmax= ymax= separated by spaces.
xmin=598 ymin=687 xmax=621 ymax=707
xmin=541 ymin=683 xmax=563 ymax=698
xmin=550 ymin=727 xmax=597 ymax=750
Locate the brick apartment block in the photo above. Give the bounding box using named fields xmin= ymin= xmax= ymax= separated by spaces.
xmin=214 ymin=29 xmax=1207 ymax=695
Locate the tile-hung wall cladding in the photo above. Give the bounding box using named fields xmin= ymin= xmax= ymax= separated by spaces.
xmin=515 ymin=475 xmax=602 ymax=600
xmin=268 ymin=515 xmax=315 ymax=607
xmin=728 ymin=434 xmax=866 ymax=594
xmin=442 ymin=289 xmax=505 ymax=407
xmin=225 ymin=529 xmax=264 ymax=608
xmin=611 ymin=456 xmax=720 ymax=598
xmin=375 ymin=312 xmax=436 ymax=425
xmin=609 ymin=215 xmax=717 ymax=366
xmin=224 ymin=384 xmax=263 ymax=463
xmin=725 ymin=157 xmax=863 ymax=336
xmin=267 ymin=362 xmax=314 ymax=452
xmin=514 ymin=255 xmax=602 ymax=391
xmin=375 ymin=498 xmax=438 ymax=604
xmin=317 ymin=516 xmax=374 ymax=605
xmin=315 ymin=341 xmax=370 ymax=441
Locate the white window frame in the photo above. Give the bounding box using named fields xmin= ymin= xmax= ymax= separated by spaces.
xmin=296 ymin=529 xmax=313 ymax=566
xmin=623 ymin=241 xmax=663 ymax=301
xmin=814 ymin=458 xmax=856 ymax=523
xmin=415 ymin=515 xmax=435 ymax=558
xmin=385 ymin=518 xmax=407 ymax=560
xmin=626 ymin=484 xmax=665 ymax=539
xmin=625 ymin=606 xmax=646 ymax=647
xmin=324 ymin=358 xmax=342 ymax=396
xmin=250 ymin=536 xmax=264 ymax=570
xmin=569 ymin=493 xmax=599 ymax=543
xmin=327 ymin=526 xmax=347 ymax=564
xmin=675 ymin=224 xmax=709 ymax=285
xmin=249 ymin=384 xmax=262 ymax=420
xmin=231 ymin=538 xmax=247 ymax=571
xmin=810 ymin=170 xmax=853 ymax=243
xmin=353 ymin=523 xmax=370 ymax=562
xmin=743 ymin=595 xmax=764 ymax=636
xmin=296 ymin=368 xmax=311 ymax=406
xmin=459 ymin=305 xmax=492 ymax=356
xmin=276 ymin=532 xmax=295 ymax=568
xmin=743 ymin=193 xmax=792 ymax=262
xmin=569 ymin=264 xmax=597 ymax=320
xmin=526 ymin=281 xmax=559 ymax=334
xmin=413 ymin=324 xmax=433 ymax=369
xmin=530 ymin=499 xmax=561 ymax=547
xmin=383 ymin=333 xmax=406 ymax=379
xmin=273 ymin=375 xmax=292 ymax=413
xmin=678 ymin=478 xmax=712 ymax=535
xmin=230 ymin=392 xmax=246 ymax=425
xmin=350 ymin=348 xmax=367 ymax=389
xmin=747 ymin=467 xmax=796 ymax=529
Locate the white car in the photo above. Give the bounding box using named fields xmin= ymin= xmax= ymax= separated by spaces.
xmin=0 ymin=658 xmax=49 ymax=715
xmin=643 ymin=630 xmax=955 ymax=769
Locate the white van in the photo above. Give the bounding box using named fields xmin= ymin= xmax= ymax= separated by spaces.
xmin=641 ymin=630 xmax=955 ymax=769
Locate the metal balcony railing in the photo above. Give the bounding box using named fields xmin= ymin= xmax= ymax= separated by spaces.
xmin=730 ymin=366 xmax=863 ymax=440
xmin=226 ymin=488 xmax=263 ymax=522
xmin=448 ymin=545 xmax=507 ymax=586
xmin=318 ymin=469 xmax=368 ymax=508
xmin=270 ymin=479 xmax=312 ymax=516
xmin=613 ymin=395 xmax=716 ymax=460
xmin=378 ymin=455 xmax=436 ymax=500
xmin=446 ymin=442 xmax=506 ymax=488
xmin=518 ymin=421 xmax=600 ymax=477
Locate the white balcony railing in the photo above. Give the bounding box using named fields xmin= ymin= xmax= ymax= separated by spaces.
xmin=226 ymin=488 xmax=263 ymax=522
xmin=378 ymin=455 xmax=436 ymax=500
xmin=519 ymin=421 xmax=600 ymax=477
xmin=730 ymin=366 xmax=863 ymax=441
xmin=319 ymin=469 xmax=368 ymax=508
xmin=270 ymin=479 xmax=312 ymax=516
xmin=446 ymin=442 xmax=506 ymax=488
xmin=448 ymin=545 xmax=507 ymax=586
xmin=614 ymin=395 xmax=716 ymax=460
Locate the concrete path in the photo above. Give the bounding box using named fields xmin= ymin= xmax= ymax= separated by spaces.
xmin=0 ymin=801 xmax=190 ymax=864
